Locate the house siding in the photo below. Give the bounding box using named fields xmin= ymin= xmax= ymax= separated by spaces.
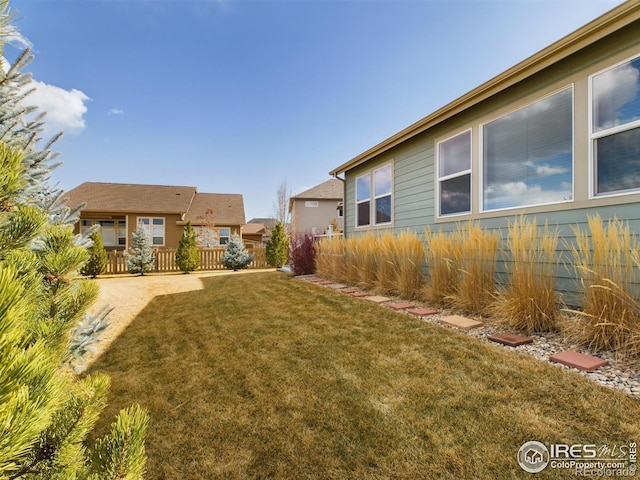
xmin=341 ymin=14 xmax=640 ymax=304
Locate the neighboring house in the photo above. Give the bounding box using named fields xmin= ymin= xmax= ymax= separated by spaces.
xmin=329 ymin=2 xmax=640 ymax=302
xmin=63 ymin=182 xmax=246 ymax=250
xmin=243 ymin=218 xmax=278 ymax=245
xmin=289 ymin=179 xmax=344 ymax=235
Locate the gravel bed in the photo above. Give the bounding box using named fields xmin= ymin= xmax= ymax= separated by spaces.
xmin=300 ymin=276 xmax=640 ymax=401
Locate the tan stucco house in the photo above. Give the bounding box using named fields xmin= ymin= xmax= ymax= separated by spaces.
xmin=63 ymin=182 xmax=246 ymax=250
xmin=289 ymin=179 xmax=344 ymax=235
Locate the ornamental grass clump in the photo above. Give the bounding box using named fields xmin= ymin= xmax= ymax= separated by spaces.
xmin=391 ymin=230 xmax=425 ymax=299
xmin=423 ymin=228 xmax=460 ymax=307
xmin=451 ymin=221 xmax=499 ymax=315
xmin=344 ymin=236 xmax=361 ymax=285
xmin=493 ymin=216 xmax=560 ymax=333
xmin=374 ymin=233 xmax=397 ymax=295
xmin=356 ymin=233 xmax=379 ymax=290
xmin=315 ymin=236 xmax=346 ymax=282
xmin=567 ymin=215 xmax=640 ymax=360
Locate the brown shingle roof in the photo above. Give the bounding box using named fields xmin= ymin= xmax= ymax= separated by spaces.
xmin=183 ymin=193 xmax=246 ymax=226
xmin=63 ymin=182 xmax=197 ymax=214
xmin=291 ymin=179 xmax=343 ymax=200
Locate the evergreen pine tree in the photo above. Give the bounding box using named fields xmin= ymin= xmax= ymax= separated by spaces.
xmin=125 ymin=227 xmax=155 ymax=275
xmin=175 ymin=221 xmax=200 ymax=273
xmin=221 ymin=234 xmax=253 ymax=271
xmin=81 ymin=229 xmax=108 ymax=277
xmin=266 ymin=221 xmax=288 ymax=268
xmin=0 ymin=4 xmax=148 ymax=477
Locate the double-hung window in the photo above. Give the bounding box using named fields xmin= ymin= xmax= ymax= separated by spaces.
xmin=438 ymin=130 xmax=471 ymax=216
xmin=591 ymin=54 xmax=640 ymax=196
xmin=356 ymin=164 xmax=393 ymax=227
xmin=138 ymin=217 xmax=165 ymax=246
xmin=218 ymin=227 xmax=230 ymax=245
xmin=482 ymin=87 xmax=573 ymax=211
xmin=80 ymin=219 xmax=126 ymax=246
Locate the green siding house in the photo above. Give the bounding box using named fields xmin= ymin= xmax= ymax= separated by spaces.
xmin=329 ymin=2 xmax=640 ymax=303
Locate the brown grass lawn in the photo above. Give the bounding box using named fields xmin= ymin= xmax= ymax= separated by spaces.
xmin=87 ymin=272 xmax=640 ymax=479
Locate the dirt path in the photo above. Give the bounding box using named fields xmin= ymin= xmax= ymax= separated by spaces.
xmin=86 ymin=269 xmax=273 ymax=367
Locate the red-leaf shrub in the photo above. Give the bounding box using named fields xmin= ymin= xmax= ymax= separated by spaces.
xmin=289 ymin=233 xmax=316 ymax=275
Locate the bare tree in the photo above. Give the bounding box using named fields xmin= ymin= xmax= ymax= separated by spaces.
xmin=272 ymin=181 xmax=292 ymax=230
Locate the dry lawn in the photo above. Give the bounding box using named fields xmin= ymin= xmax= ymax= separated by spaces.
xmin=87 ymin=272 xmax=640 ymax=479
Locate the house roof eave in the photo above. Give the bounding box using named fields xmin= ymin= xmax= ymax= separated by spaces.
xmin=329 ymin=1 xmax=640 ymax=176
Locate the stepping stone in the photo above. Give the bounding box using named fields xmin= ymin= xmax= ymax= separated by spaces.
xmin=350 ymin=291 xmax=370 ymax=297
xmin=340 ymin=288 xmax=359 ymax=294
xmin=317 ymin=280 xmax=334 ymax=285
xmin=387 ymin=302 xmax=415 ymax=310
xmin=328 ymin=283 xmax=347 ymax=289
xmin=440 ymin=315 xmax=484 ymax=330
xmin=364 ymin=295 xmax=391 ymax=304
xmin=306 ymin=277 xmax=322 ymax=283
xmin=549 ymin=351 xmax=609 ymax=372
xmin=488 ymin=333 xmax=534 ymax=347
xmin=407 ymin=308 xmax=438 ymax=317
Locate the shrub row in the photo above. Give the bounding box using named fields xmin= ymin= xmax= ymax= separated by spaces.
xmin=315 ymin=215 xmax=640 ymax=361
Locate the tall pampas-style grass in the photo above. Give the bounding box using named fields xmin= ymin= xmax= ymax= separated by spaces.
xmin=392 ymin=230 xmax=425 ymax=299
xmin=423 ymin=227 xmax=460 ymax=307
xmin=374 ymin=233 xmax=397 ymax=295
xmin=493 ymin=216 xmax=560 ymax=333
xmin=451 ymin=221 xmax=499 ymax=315
xmin=567 ymin=215 xmax=640 ymax=360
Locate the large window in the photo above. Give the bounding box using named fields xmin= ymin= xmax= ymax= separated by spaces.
xmin=80 ymin=219 xmax=126 ymax=247
xmin=438 ymin=130 xmax=471 ymax=216
xmin=138 ymin=217 xmax=165 ymax=246
xmin=483 ymin=87 xmax=573 ymax=211
xmin=591 ymin=55 xmax=640 ymax=196
xmin=356 ymin=164 xmax=393 ymax=227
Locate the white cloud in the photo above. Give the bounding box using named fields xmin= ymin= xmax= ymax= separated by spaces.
xmin=593 ymin=62 xmax=639 ymax=129
xmin=523 ymin=161 xmax=568 ymax=177
xmin=26 ymin=80 xmax=91 ymax=134
xmin=5 ymin=27 xmax=32 ymax=50
xmin=485 ymin=181 xmax=572 ymax=209
xmin=108 ymin=108 xmax=124 ymax=115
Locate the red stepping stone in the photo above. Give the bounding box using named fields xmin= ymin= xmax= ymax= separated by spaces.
xmin=317 ymin=280 xmax=334 ymax=285
xmin=549 ymin=351 xmax=609 ymax=372
xmin=407 ymin=308 xmax=438 ymax=317
xmin=340 ymin=288 xmax=359 ymax=294
xmin=350 ymin=292 xmax=370 ymax=297
xmin=307 ymin=278 xmax=322 ymax=283
xmin=387 ymin=302 xmax=415 ymax=310
xmin=488 ymin=333 xmax=534 ymax=347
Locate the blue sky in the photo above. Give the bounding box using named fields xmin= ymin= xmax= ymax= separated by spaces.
xmin=7 ymin=0 xmax=625 ymax=220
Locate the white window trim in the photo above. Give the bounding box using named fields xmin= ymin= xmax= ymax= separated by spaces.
xmin=305 ymin=201 xmax=319 ymax=208
xmin=479 ymin=85 xmax=575 ymax=213
xmin=355 ymin=163 xmax=394 ymax=228
xmin=136 ymin=216 xmax=166 ymax=247
xmin=436 ymin=128 xmax=472 ymax=219
xmin=588 ymin=52 xmax=640 ymax=199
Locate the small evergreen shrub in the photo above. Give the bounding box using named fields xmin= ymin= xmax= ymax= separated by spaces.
xmin=289 ymin=233 xmax=316 ymax=275
xmin=176 ymin=221 xmax=200 ymax=273
xmin=125 ymin=227 xmax=155 ymax=275
xmin=221 ymin=234 xmax=253 ymax=270
xmin=81 ymin=229 xmax=108 ymax=278
xmin=266 ymin=221 xmax=289 ymax=268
